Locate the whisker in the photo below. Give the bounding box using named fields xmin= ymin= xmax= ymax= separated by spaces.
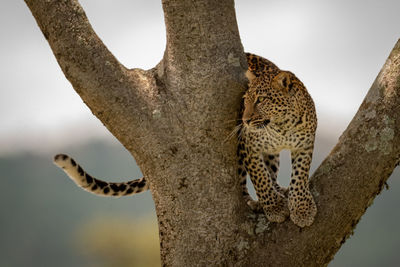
xmin=201 ymin=118 xmax=243 ymax=127
xmin=238 ymin=127 xmax=246 ymax=141
xmin=219 ymin=119 xmax=244 ymax=126
xmin=224 ymin=124 xmax=243 ymax=143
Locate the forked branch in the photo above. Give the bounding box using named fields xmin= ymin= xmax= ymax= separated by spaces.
xmin=24 ymin=0 xmax=154 ymax=136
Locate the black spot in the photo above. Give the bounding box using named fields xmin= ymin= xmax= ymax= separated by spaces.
xmin=70 ymin=158 xmax=76 ymax=166
xmin=62 ymin=154 xmax=68 ymax=160
xmin=91 ymin=184 xmax=98 ymax=191
xmin=129 ymin=181 xmax=138 ymax=187
xmin=295 ymin=171 xmax=299 ymax=176
xmin=103 ymin=187 xmax=110 ymax=194
xmin=85 ymin=174 xmax=93 ymax=184
xmin=138 ymin=180 xmax=146 ymax=188
xmin=119 ymin=184 xmax=127 ymax=192
xmin=295 ymin=118 xmax=303 ymax=126
xmin=96 ymin=179 xmax=108 ymax=189
xmin=123 ymin=187 xmax=133 ymax=195
xmin=77 ymin=166 xmax=84 ymax=176
xmin=282 ymin=77 xmax=287 ymax=88
xmin=268 ymin=155 xmax=275 ymax=160
xmin=271 ymin=165 xmax=277 ymax=173
xmin=110 ymin=183 xmax=120 ymax=192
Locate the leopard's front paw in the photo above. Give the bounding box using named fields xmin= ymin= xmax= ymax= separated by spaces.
xmin=262 ymin=192 xmax=290 ymax=223
xmin=288 ymin=191 xmax=317 ymax=227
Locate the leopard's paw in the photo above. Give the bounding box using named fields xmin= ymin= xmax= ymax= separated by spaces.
xmin=289 ymin=191 xmax=317 ymax=227
xmin=262 ymin=192 xmax=289 ymax=223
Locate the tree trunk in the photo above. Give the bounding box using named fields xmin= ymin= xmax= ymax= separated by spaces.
xmin=25 ymin=0 xmax=400 ymax=266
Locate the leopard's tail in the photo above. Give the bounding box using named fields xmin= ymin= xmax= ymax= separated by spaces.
xmin=53 ymin=154 xmax=149 ymax=197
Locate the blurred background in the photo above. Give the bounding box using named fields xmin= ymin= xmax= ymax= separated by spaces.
xmin=1 ymin=0 xmax=400 ymax=266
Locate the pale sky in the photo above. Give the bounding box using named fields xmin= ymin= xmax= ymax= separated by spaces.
xmin=1 ymin=0 xmax=400 ymax=154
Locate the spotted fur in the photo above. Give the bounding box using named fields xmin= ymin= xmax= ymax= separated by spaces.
xmin=239 ymin=53 xmax=317 ymax=227
xmin=53 ymin=154 xmax=148 ymax=197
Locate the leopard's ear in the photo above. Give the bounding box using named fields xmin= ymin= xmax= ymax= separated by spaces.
xmin=272 ymin=71 xmax=295 ymax=94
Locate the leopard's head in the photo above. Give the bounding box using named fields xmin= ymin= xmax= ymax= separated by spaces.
xmin=242 ymin=71 xmax=303 ymax=129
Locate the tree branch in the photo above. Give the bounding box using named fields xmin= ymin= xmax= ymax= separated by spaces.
xmin=25 ymin=0 xmax=158 ymax=156
xmin=161 ymin=0 xmax=246 ymax=97
xmin=246 ymin=39 xmax=400 ymax=267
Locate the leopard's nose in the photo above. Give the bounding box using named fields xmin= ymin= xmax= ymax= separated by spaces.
xmin=243 ymin=118 xmax=251 ymax=125
xmin=242 ymin=105 xmax=253 ymax=125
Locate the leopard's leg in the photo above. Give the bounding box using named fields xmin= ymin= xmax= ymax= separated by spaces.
xmin=238 ymin=140 xmax=261 ymax=211
xmin=245 ymin=153 xmax=289 ymax=223
xmin=263 ymin=153 xmax=287 ymax=196
xmin=289 ymin=148 xmax=317 ymax=227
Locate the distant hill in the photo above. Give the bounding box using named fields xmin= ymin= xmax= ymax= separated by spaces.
xmin=0 ymin=136 xmax=399 ymax=266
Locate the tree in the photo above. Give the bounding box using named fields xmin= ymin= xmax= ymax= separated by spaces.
xmin=25 ymin=0 xmax=400 ymax=266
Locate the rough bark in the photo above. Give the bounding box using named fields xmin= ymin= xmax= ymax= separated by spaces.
xmin=25 ymin=0 xmax=400 ymax=266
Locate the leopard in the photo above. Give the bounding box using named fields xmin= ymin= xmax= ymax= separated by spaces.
xmin=53 ymin=53 xmax=317 ymax=228
xmin=238 ymin=53 xmax=317 ymax=228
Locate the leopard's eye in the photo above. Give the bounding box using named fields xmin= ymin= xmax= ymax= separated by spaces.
xmin=256 ymin=96 xmax=264 ymax=103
